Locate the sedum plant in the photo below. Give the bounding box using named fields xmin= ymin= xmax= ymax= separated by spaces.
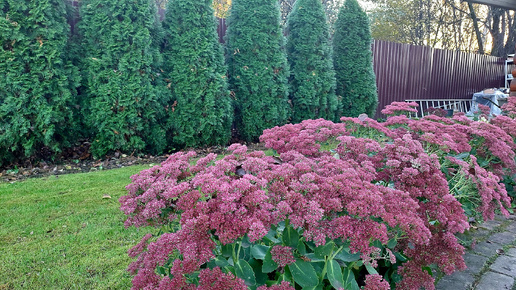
xmin=161 ymin=0 xmax=233 ymax=148
xmin=286 ymin=0 xmax=340 ymax=123
xmin=121 ymin=100 xmax=516 ymax=289
xmin=121 ymin=143 xmax=432 ymax=289
xmin=79 ymin=0 xmax=168 ymax=158
xmin=225 ymin=0 xmax=290 ymax=142
xmin=333 ymin=0 xmax=378 ymax=118
xmin=0 ymin=0 xmax=78 ymax=165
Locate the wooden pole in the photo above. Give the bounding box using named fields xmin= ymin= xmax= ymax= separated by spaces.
xmin=511 ymin=43 xmax=516 ymax=96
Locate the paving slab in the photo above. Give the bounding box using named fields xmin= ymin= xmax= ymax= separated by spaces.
xmin=472 ymin=241 xmax=503 ymax=257
xmin=468 ymin=228 xmax=491 ymax=239
xmin=478 ymin=220 xmax=503 ymax=231
xmin=505 ymin=223 xmax=516 ymax=234
xmin=488 ymin=231 xmax=516 ymax=245
xmin=494 ymin=215 xmax=509 ymax=221
xmin=507 ymin=248 xmax=516 ymax=258
xmin=505 ymin=214 xmax=516 ymax=221
xmin=463 ymin=253 xmax=489 ymax=275
xmin=436 ymin=271 xmax=475 ymax=290
xmin=475 ymin=271 xmax=514 ymax=290
xmin=490 ymin=255 xmax=516 ymax=277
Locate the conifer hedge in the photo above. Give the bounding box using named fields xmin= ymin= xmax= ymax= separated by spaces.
xmin=225 ymin=0 xmax=290 ymax=142
xmin=161 ymin=0 xmax=233 ymax=148
xmin=79 ymin=0 xmax=168 ymax=158
xmin=286 ymin=0 xmax=340 ymax=123
xmin=0 ymin=0 xmax=77 ymax=165
xmin=333 ymin=0 xmax=378 ymax=117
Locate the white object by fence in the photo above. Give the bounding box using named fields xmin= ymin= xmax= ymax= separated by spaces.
xmin=405 ymin=99 xmax=473 ymax=118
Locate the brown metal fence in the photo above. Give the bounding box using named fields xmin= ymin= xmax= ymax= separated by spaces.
xmin=372 ymin=40 xmax=504 ymax=118
xmin=218 ymin=18 xmax=227 ymax=44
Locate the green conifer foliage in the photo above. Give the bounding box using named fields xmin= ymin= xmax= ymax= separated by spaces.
xmin=225 ymin=0 xmax=290 ymax=142
xmin=333 ymin=0 xmax=378 ymax=117
xmin=161 ymin=0 xmax=232 ymax=148
xmin=286 ymin=0 xmax=339 ymax=123
xmin=0 ymin=0 xmax=77 ymax=165
xmin=79 ymin=0 xmax=168 ymax=158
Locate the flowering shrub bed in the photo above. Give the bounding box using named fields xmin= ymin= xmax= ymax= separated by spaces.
xmin=120 ymin=99 xmax=516 ymax=289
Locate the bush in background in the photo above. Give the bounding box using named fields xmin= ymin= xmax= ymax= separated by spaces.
xmin=333 ymin=0 xmax=378 ymax=117
xmin=0 ymin=0 xmax=78 ymax=166
xmin=286 ymin=0 xmax=340 ymax=123
xmin=79 ymin=0 xmax=168 ymax=158
xmin=225 ymin=0 xmax=290 ymax=142
xmin=161 ymin=0 xmax=233 ymax=148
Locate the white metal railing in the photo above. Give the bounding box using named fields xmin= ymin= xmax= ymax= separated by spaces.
xmin=405 ymin=99 xmax=473 ymax=118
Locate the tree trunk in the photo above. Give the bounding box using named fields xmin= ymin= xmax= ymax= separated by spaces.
xmin=489 ymin=8 xmax=505 ymax=57
xmin=504 ymin=11 xmax=516 ymax=55
xmin=468 ymin=2 xmax=484 ymax=54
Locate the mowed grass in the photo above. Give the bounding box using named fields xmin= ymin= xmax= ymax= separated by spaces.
xmin=0 ymin=165 xmax=156 ymax=289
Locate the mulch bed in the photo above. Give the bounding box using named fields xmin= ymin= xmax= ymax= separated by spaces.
xmin=0 ymin=141 xmax=268 ymax=183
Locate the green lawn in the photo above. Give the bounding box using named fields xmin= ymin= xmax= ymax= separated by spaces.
xmin=0 ymin=165 xmax=155 ymax=289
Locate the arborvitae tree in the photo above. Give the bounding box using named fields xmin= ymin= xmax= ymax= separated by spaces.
xmin=333 ymin=0 xmax=378 ymax=117
xmin=225 ymin=0 xmax=290 ymax=142
xmin=0 ymin=0 xmax=77 ymax=165
xmin=286 ymin=0 xmax=339 ymax=123
xmin=161 ymin=0 xmax=232 ymax=148
xmin=79 ymin=0 xmax=168 ymax=158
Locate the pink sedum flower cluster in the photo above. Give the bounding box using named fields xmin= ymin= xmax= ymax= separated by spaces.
xmin=502 ymin=96 xmax=516 ymax=118
xmin=364 ymin=274 xmax=391 ymax=290
xmin=270 ymin=246 xmax=295 ymax=267
xmin=491 ymin=115 xmax=516 ymax=141
xmin=381 ymin=101 xmax=419 ymax=116
xmin=259 ymin=118 xmax=348 ymax=157
xmin=257 ymin=282 xmax=294 ymax=290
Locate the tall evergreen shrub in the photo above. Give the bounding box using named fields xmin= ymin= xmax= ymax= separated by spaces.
xmin=161 ymin=0 xmax=232 ymax=148
xmin=79 ymin=0 xmax=168 ymax=158
xmin=286 ymin=0 xmax=339 ymax=123
xmin=225 ymin=0 xmax=290 ymax=142
xmin=0 ymin=0 xmax=77 ymax=165
xmin=333 ymin=0 xmax=378 ymax=117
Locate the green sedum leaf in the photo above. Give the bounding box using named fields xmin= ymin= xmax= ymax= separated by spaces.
xmin=314 ymin=240 xmax=334 ymax=258
xmin=235 ymin=259 xmax=256 ymax=286
xmin=282 ymin=225 xmax=299 ymax=248
xmin=263 ymin=229 xmax=281 ymax=244
xmin=387 ymin=238 xmax=397 ymax=249
xmin=343 ymin=267 xmax=360 ymax=290
xmin=262 ymin=249 xmax=278 ymax=273
xmin=365 ymin=263 xmax=379 ymax=275
xmin=327 ymin=259 xmax=345 ymax=289
xmin=334 ymin=248 xmax=361 ymax=262
xmin=287 ymin=259 xmax=319 ymax=288
xmin=248 ymin=258 xmax=269 ymax=286
xmin=251 ymin=245 xmax=270 ymax=260
xmin=214 ymin=256 xmax=229 ymax=267
xmin=304 ymin=253 xmax=325 ymax=262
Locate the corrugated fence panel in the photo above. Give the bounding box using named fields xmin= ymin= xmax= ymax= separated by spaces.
xmin=218 ymin=18 xmax=227 ymax=43
xmin=372 ymin=40 xmax=504 ymax=118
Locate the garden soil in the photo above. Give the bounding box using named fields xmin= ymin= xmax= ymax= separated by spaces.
xmin=0 ymin=141 xmax=268 ymax=183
